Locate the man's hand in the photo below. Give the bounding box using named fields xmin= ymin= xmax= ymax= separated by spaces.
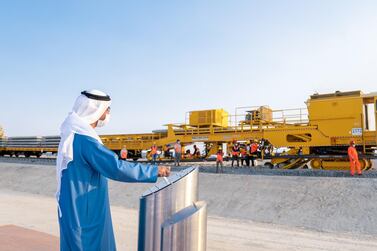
xmin=158 ymin=166 xmax=171 ymax=177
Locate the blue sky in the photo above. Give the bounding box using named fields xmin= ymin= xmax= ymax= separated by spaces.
xmin=1 ymin=1 xmax=377 ymax=136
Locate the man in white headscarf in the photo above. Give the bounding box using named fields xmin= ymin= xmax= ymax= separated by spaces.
xmin=56 ymin=90 xmax=170 ymax=251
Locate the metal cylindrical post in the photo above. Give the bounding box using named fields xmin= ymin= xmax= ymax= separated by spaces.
xmin=138 ymin=167 xmax=199 ymax=251
xmin=161 ymin=201 xmax=207 ymax=251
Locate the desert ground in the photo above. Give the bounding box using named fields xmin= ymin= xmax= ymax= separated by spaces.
xmin=1 ymin=161 xmax=377 ymax=250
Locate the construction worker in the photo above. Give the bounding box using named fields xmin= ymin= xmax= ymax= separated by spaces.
xmin=259 ymin=138 xmax=266 ymax=158
xmin=193 ymin=144 xmax=200 ymax=158
xmin=185 ymin=149 xmax=191 ymax=158
xmin=240 ymin=146 xmax=247 ymax=166
xmin=174 ymin=140 xmax=182 ymax=166
xmin=163 ymin=144 xmax=170 ymax=159
xmin=216 ymin=148 xmax=224 ymax=173
xmin=348 ymin=140 xmax=362 ymax=176
xmin=245 ymin=143 xmax=251 ymax=167
xmin=150 ymin=143 xmax=158 ymax=164
xmin=249 ymin=140 xmax=259 ymax=167
xmin=231 ymin=142 xmax=240 ymax=167
xmin=120 ymin=145 xmax=128 ymax=160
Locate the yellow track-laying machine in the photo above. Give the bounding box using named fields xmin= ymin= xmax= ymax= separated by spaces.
xmin=1 ymin=90 xmax=377 ymax=170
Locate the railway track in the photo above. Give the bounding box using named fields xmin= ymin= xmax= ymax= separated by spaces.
xmin=1 ymin=156 xmax=376 ymax=178
xmin=0 ymin=156 xmax=213 ymax=165
xmin=0 ymin=156 xmax=56 ymax=165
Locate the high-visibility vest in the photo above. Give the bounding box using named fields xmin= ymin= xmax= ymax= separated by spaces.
xmin=217 ymin=152 xmax=223 ymax=161
xmin=151 ymin=146 xmax=157 ymax=154
xmin=348 ymin=146 xmax=359 ymax=161
xmin=121 ymin=149 xmax=128 ymax=159
xmin=250 ymin=143 xmax=258 ymax=154
xmin=241 ymin=148 xmax=247 ymax=156
xmin=174 ymin=143 xmax=181 ymax=153
xmin=232 ymin=146 xmax=240 ymax=156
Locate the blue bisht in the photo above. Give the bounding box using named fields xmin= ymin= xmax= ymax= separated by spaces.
xmin=58 ymin=134 xmax=158 ymax=251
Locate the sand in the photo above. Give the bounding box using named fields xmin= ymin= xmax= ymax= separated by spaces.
xmin=1 ymin=162 xmax=377 ymax=250
xmin=2 ymin=190 xmax=377 ymax=251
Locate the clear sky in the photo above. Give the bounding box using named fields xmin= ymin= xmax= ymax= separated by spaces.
xmin=1 ymin=0 xmax=377 ymax=136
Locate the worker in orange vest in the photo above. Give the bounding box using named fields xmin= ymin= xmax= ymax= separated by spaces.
xmin=249 ymin=140 xmax=259 ymax=167
xmin=240 ymin=146 xmax=247 ymax=166
xmin=120 ymin=145 xmax=128 ymax=160
xmin=150 ymin=143 xmax=158 ymax=164
xmin=231 ymin=143 xmax=240 ymax=167
xmin=348 ymin=140 xmax=362 ymax=176
xmin=216 ymin=148 xmax=224 ymax=173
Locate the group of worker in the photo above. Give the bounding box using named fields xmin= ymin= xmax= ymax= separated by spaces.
xmin=121 ymin=139 xmax=363 ymax=176
xmin=216 ymin=139 xmax=362 ymax=176
xmin=214 ymin=140 xmax=259 ymax=173
xmin=229 ymin=140 xmax=260 ymax=168
xmin=120 ymin=140 xmax=183 ymax=166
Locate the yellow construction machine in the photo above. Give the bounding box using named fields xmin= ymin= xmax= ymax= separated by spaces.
xmin=1 ymin=90 xmax=377 ymax=170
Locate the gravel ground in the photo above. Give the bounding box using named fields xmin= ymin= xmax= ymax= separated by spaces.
xmin=2 ymin=156 xmax=377 ymax=178
xmin=1 ymin=162 xmax=377 ymax=236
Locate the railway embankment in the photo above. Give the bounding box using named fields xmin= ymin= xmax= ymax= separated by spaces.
xmin=1 ymin=161 xmax=377 ymax=236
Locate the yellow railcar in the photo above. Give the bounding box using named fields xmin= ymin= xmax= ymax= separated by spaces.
xmin=1 ymin=90 xmax=376 ymax=170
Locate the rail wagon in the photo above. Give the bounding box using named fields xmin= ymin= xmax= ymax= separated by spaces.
xmin=1 ymin=90 xmax=376 ymax=170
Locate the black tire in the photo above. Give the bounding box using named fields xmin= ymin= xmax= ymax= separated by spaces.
xmin=264 ymin=162 xmax=274 ymax=169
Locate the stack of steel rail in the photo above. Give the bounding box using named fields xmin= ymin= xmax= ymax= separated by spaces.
xmin=41 ymin=136 xmax=60 ymax=148
xmin=2 ymin=136 xmax=43 ymax=148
